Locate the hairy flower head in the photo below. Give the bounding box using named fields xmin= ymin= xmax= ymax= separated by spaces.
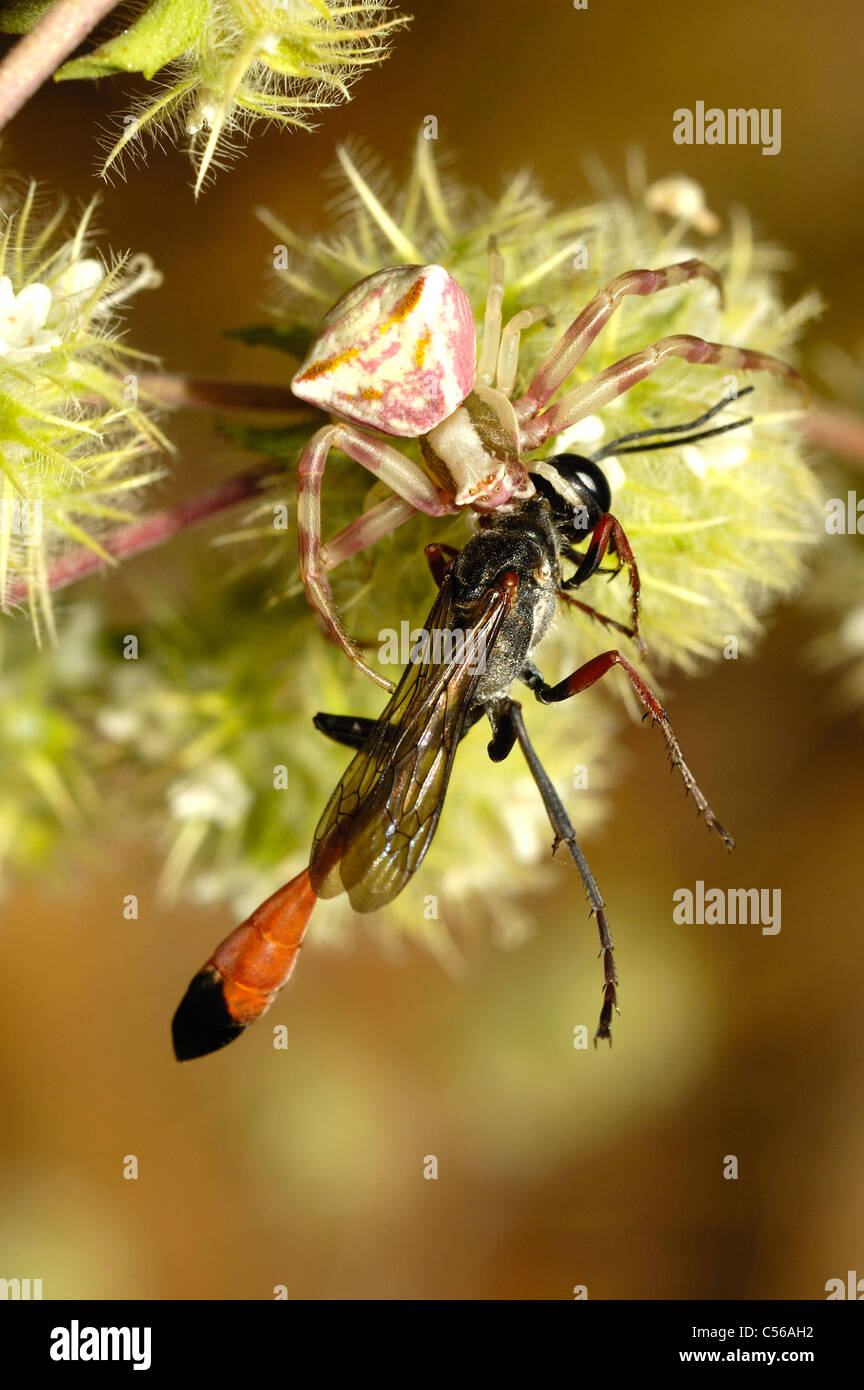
xmin=45 ymin=0 xmax=410 ymax=196
xmin=0 ymin=604 xmax=100 ymax=881
xmin=802 ymin=341 xmax=864 ymax=717
xmin=104 ymin=140 xmax=823 ymax=942
xmin=0 ymin=184 xmax=167 ymax=638
xmin=257 ymin=139 xmax=824 ymax=675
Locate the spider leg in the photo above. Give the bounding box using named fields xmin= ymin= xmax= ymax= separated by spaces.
xmin=476 ymin=236 xmax=506 ymax=386
xmin=514 ymin=259 xmax=724 ymax=422
xmin=525 ymin=651 xmax=734 ymax=848
xmin=487 ymin=698 xmax=618 ymax=1043
xmin=496 ymin=304 xmax=550 ymax=397
xmin=321 ymin=495 xmax=418 ymax=572
xmin=297 ymin=423 xmax=453 ymax=690
xmin=521 ymin=335 xmax=806 ymax=449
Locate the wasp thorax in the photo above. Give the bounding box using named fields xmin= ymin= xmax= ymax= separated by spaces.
xmin=420 ymin=384 xmax=530 ymax=508
xmin=291 ymin=263 xmax=476 ymax=437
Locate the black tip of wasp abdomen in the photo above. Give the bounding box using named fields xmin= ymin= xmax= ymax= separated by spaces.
xmin=171 ymin=967 xmax=246 ymax=1061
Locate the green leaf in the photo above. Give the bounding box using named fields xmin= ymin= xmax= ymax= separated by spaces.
xmin=224 ymin=323 xmax=315 ymax=360
xmin=215 ymin=420 xmax=312 ymax=461
xmin=0 ymin=0 xmax=54 ymax=33
xmin=55 ymin=0 xmax=207 ymax=82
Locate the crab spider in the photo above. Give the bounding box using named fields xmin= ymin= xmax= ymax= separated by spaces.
xmin=291 ymin=242 xmax=805 ymax=691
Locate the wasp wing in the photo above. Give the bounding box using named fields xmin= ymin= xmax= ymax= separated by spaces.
xmin=310 ymin=574 xmax=513 ymax=913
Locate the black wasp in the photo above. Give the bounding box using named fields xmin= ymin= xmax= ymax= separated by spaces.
xmin=173 ymin=391 xmax=749 ymax=1060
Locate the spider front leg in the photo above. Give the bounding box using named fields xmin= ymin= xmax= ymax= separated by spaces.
xmin=476 ymin=235 xmax=549 ymax=396
xmin=525 ymin=651 xmax=734 ymax=848
xmin=514 ymin=259 xmax=724 ymax=422
xmin=297 ymin=423 xmax=455 ymax=690
xmin=320 ymin=495 xmax=419 ymax=572
xmin=521 ymin=334 xmax=807 ymax=448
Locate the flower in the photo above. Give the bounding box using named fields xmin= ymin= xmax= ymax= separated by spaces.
xmin=0 ymin=277 xmax=61 ymax=356
xmin=0 ymin=604 xmax=99 ymax=883
xmin=0 ymin=145 xmax=826 ymax=971
xmin=257 ymin=140 xmax=823 ymax=673
xmin=645 ymin=176 xmax=720 ymax=235
xmin=801 ymin=341 xmax=864 ymax=716
xmin=0 ymin=186 xmax=168 ymax=639
xmin=95 ymin=141 xmax=821 ymax=944
xmin=49 ymin=0 xmax=410 ymax=196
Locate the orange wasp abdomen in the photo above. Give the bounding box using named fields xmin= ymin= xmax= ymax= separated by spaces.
xmin=172 ymin=869 xmax=317 ymax=1061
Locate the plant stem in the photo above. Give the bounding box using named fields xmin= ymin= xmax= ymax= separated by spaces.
xmin=802 ymin=403 xmax=864 ymax=470
xmin=0 ymin=0 xmax=120 ymax=131
xmin=5 ymin=464 xmax=276 ymax=605
xmin=136 ymin=371 xmax=321 ymax=420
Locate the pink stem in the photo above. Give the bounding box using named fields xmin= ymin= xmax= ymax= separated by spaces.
xmin=0 ymin=0 xmax=121 ymax=130
xmin=802 ymin=403 xmax=864 ymax=469
xmin=136 ymin=371 xmax=323 ymax=420
xmin=4 ymin=464 xmax=275 ymax=605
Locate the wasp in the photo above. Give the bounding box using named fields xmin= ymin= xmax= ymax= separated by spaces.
xmin=172 ymin=391 xmax=755 ymax=1062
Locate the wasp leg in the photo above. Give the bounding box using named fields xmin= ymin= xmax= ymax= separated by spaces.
xmin=560 ymin=513 xmax=644 ymax=656
xmin=489 ymin=697 xmax=618 ymax=1044
xmin=424 ymin=542 xmax=460 ymax=588
xmin=532 ymin=651 xmax=734 ymax=848
xmin=314 ymin=703 xmax=485 ymax=753
xmin=557 ymin=589 xmax=641 ymax=647
xmin=313 ymin=713 xmax=379 ymax=751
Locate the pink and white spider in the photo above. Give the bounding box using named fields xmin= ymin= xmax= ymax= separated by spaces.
xmin=290 ymin=241 xmax=804 ymax=691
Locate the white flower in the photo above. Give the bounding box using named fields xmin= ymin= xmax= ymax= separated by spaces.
xmin=0 ymin=276 xmax=61 ymax=356
xmin=52 ymin=256 xmax=104 ymax=303
xmin=549 ymin=414 xmax=606 ymax=451
xmin=838 ymin=606 xmax=864 ymax=656
xmin=682 ymin=432 xmax=752 ymax=479
xmin=167 ymin=761 xmax=254 ymax=829
xmin=645 ymin=176 xmax=720 ymax=235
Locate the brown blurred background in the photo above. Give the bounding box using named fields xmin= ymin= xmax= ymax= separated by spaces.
xmin=1 ymin=0 xmax=862 ymax=1300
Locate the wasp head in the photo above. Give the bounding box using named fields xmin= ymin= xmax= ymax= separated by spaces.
xmin=529 ymin=454 xmax=611 ymax=543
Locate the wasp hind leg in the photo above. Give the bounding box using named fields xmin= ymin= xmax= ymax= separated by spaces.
xmin=486 ymin=697 xmax=618 ymax=1043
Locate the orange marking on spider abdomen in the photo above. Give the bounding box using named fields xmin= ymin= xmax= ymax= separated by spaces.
xmin=294 ymin=344 xmax=361 ymax=384
xmin=414 ymin=328 xmax=431 ymax=368
xmin=383 ymin=275 xmax=425 ymax=329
